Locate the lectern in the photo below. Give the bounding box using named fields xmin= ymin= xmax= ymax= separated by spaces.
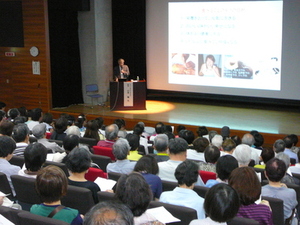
xmin=110 ymin=81 xmax=146 ymax=110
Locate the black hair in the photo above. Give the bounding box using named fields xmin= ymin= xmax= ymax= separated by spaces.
xmin=0 ymin=121 xmax=14 ymax=136
xmin=65 ymin=147 xmax=91 ymax=173
xmin=175 ymin=160 xmax=199 ymax=187
xmin=134 ymin=155 xmax=159 ymax=174
xmin=12 ymin=123 xmax=30 ymax=143
xmin=24 ymin=143 xmax=47 ymax=172
xmin=63 ymin=134 xmax=79 ymax=152
xmin=253 ymin=132 xmax=264 ymax=147
xmin=204 ymin=145 xmax=220 ymax=163
xmin=125 ymin=133 xmax=140 ymax=151
xmin=265 ymin=158 xmax=286 ymax=182
xmin=168 ymin=138 xmax=188 ymax=155
xmin=178 ymin=130 xmax=195 ymax=144
xmin=0 ymin=136 xmax=16 ymax=157
xmin=216 ymin=155 xmax=238 ymax=181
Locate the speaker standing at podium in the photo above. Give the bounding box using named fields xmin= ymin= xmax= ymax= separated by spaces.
xmin=113 ymin=58 xmax=130 ymax=81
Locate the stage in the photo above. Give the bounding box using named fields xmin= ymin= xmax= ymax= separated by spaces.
xmin=51 ymin=100 xmax=300 ymax=136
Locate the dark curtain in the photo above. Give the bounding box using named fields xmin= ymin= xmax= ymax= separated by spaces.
xmin=48 ymin=0 xmax=83 ymax=107
xmin=112 ymin=0 xmax=146 ymax=80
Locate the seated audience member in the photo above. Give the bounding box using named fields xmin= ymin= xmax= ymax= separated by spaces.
xmin=133 ymin=123 xmax=149 ymax=155
xmin=106 ymin=138 xmax=136 ymax=174
xmin=211 ymin=134 xmax=223 ymax=149
xmin=83 ymin=200 xmax=134 ymax=225
xmin=229 ymin=167 xmax=273 ymax=225
xmin=231 ymin=135 xmax=242 ymax=146
xmin=95 ymin=117 xmax=105 ymax=139
xmin=97 ymin=124 xmax=119 ymax=148
xmin=164 ymin=131 xmax=175 ymax=140
xmin=276 ymin=152 xmax=298 ymax=184
xmin=75 ymin=113 xmax=87 ymax=133
xmin=198 ymin=145 xmax=220 ymax=173
xmin=196 ymin=126 xmax=209 ymax=138
xmin=190 ymin=183 xmax=240 ymax=225
xmin=157 ymin=137 xmax=204 ymax=186
xmin=137 ymin=121 xmax=152 ymax=139
xmin=254 ymin=148 xmax=275 ymax=169
xmin=176 ymin=125 xmax=186 ymax=136
xmin=40 ymin=112 xmax=54 ymax=132
xmin=30 ymin=165 xmax=83 ymax=224
xmin=164 ymin=125 xmax=173 ymax=133
xmin=7 ymin=108 xmax=20 ymax=122
xmin=273 ymin=139 xmax=286 ymax=154
xmin=233 ymin=144 xmax=252 ymax=167
xmin=152 ymin=134 xmax=169 ymax=162
xmin=221 ymin=138 xmax=236 ymax=156
xmin=221 ymin=126 xmax=230 ymax=140
xmin=178 ymin=129 xmax=195 ymax=148
xmin=18 ymin=143 xmax=47 ymax=178
xmin=53 ymin=134 xmax=79 ymax=163
xmin=26 ymin=108 xmax=42 ymax=131
xmin=283 ymin=135 xmax=299 ymax=163
xmin=290 ymin=150 xmax=300 ymax=174
xmin=208 ymin=130 xmax=218 ymax=143
xmin=84 ymin=120 xmax=101 ymax=141
xmin=12 ymin=123 xmax=30 ymax=156
xmin=149 ymin=122 xmax=165 ymax=141
xmin=51 ymin=117 xmax=68 ymax=141
xmin=114 ymin=119 xmax=127 ymax=138
xmin=13 ymin=116 xmax=27 ymax=125
xmin=0 ymin=102 xmax=6 ymax=111
xmin=133 ymin=155 xmax=162 ymax=199
xmin=0 ymin=136 xmax=20 ymax=195
xmin=262 ymin=158 xmax=297 ymax=222
xmin=0 ymin=110 xmax=6 ymax=122
xmin=0 ymin=120 xmax=14 ymax=136
xmin=242 ymin=133 xmax=260 ymax=165
xmin=32 ymin=123 xmax=64 ymax=153
xmin=65 ymin=147 xmax=100 ymax=203
xmin=289 ymin=134 xmax=299 ymax=154
xmin=115 ymin=173 xmax=162 ymax=225
xmin=187 ymin=137 xmax=209 ymax=161
xmin=160 ymin=160 xmax=205 ymax=219
xmin=253 ymin=132 xmax=264 ymax=150
xmin=126 ymin=133 xmax=142 ymax=161
xmin=206 ymin=155 xmax=238 ymax=187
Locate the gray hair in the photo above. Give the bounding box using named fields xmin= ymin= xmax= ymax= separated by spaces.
xmin=66 ymin=125 xmax=81 ymax=137
xmin=273 ymin=139 xmax=286 ymax=153
xmin=211 ymin=134 xmax=223 ymax=148
xmin=233 ymin=144 xmax=252 ymax=166
xmin=12 ymin=123 xmax=30 ymax=143
xmin=242 ymin=133 xmax=255 ymax=146
xmin=153 ymin=134 xmax=169 ymax=152
xmin=105 ymin=124 xmax=119 ymax=141
xmin=113 ymin=138 xmax=130 ymax=160
xmin=276 ymin=152 xmax=290 ymax=169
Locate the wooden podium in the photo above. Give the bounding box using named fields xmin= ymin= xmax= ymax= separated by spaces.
xmin=110 ymin=81 xmax=146 ymax=110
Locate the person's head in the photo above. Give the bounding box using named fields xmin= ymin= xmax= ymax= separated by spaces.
xmin=7 ymin=108 xmax=20 ymax=120
xmin=115 ymin=173 xmax=152 ymax=217
xmin=0 ymin=135 xmax=16 ymax=158
xmin=283 ymin=135 xmax=295 ymax=148
xmin=221 ymin=139 xmax=236 ymax=153
xmin=196 ymin=126 xmax=208 ymax=137
xmin=232 ymin=144 xmax=252 ymax=166
xmin=125 ymin=133 xmax=140 ymax=151
xmin=105 ymin=124 xmax=119 ymax=141
xmin=118 ymin=58 xmax=125 ymax=66
xmin=40 ymin=113 xmax=53 ymax=126
xmin=95 ymin=117 xmax=104 ymax=130
xmin=83 ymin=200 xmax=134 ymax=225
xmin=242 ymin=133 xmax=255 ymax=146
xmin=32 ymin=123 xmax=47 ymax=139
xmin=153 ymin=134 xmax=169 ymax=152
xmin=205 ymin=54 xmax=216 ymax=67
xmin=164 ymin=131 xmax=175 ymax=140
xmin=229 ymin=167 xmax=261 ymax=205
xmin=178 ymin=129 xmax=195 ymax=145
xmin=134 ymin=155 xmax=159 ymax=175
xmin=273 ymin=139 xmax=286 ymax=153
xmin=155 ymin=122 xmax=165 ymax=134
xmin=84 ymin=120 xmax=100 ymax=141
xmin=230 ymin=135 xmax=241 ymax=146
xmin=211 ymin=134 xmax=223 ymax=149
xmin=35 ymin=165 xmax=68 ymax=203
xmin=216 ymin=155 xmax=238 ymax=181
xmin=12 ymin=123 xmax=30 ymax=143
xmin=65 ymin=147 xmax=91 ymax=173
xmin=176 ymin=125 xmax=186 ymax=134
xmin=265 ymin=158 xmax=286 ymax=182
xmin=275 ymin=152 xmax=290 ymax=169
xmin=114 ymin=119 xmax=126 ymax=130
xmin=220 ymin=126 xmax=230 ymax=140
xmin=260 ymin=148 xmax=275 ymax=164
xmin=24 ymin=143 xmax=47 ymax=172
xmin=63 ymin=134 xmax=79 ymax=152
xmin=76 ymin=113 xmax=86 ymax=129
xmin=17 ymin=106 xmax=27 ymax=117
xmin=53 ymin=117 xmax=68 ymax=134
xmin=0 ymin=110 xmax=6 ymax=121
xmin=289 ymin=134 xmax=298 ymax=146
xmin=192 ymin=137 xmax=209 ymax=153
xmin=175 ymin=160 xmax=198 ymax=187
xmin=164 ymin=125 xmax=173 ymax=133
xmin=0 ymin=102 xmax=6 ymax=111
xmin=133 ymin=123 xmax=143 ymax=136
xmin=253 ymin=132 xmax=264 ymax=148
xmin=0 ymin=120 xmax=14 ymax=136
xmin=66 ymin=125 xmax=81 ymax=137
xmin=112 ymin=138 xmax=130 ymax=160
xmin=204 ymin=145 xmax=220 ymax=164
xmin=208 ymin=130 xmax=217 ymax=143
xmin=13 ymin=116 xmax=27 ymax=125
xmin=168 ymin=137 xmax=188 ymax=155
xmin=204 ymin=183 xmax=240 ymax=223
xmin=31 ymin=108 xmax=42 ymax=121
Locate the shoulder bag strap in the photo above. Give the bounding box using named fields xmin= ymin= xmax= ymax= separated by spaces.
xmin=48 ymin=205 xmax=66 ymax=218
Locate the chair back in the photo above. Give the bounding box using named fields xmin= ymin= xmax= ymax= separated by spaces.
xmin=193 ymin=185 xmax=209 ymax=198
xmin=91 ymin=154 xmax=111 ymax=172
xmin=161 ymin=180 xmax=177 ymax=192
xmin=93 ymin=146 xmax=115 ymax=161
xmin=0 ymin=205 xmax=21 ymax=224
xmin=48 ymin=139 xmax=63 ymax=147
xmin=198 ymin=170 xmax=216 ymax=184
xmin=228 ymin=217 xmax=259 ymax=225
xmin=43 ymin=161 xmax=69 ymax=177
xmin=10 ymin=155 xmax=25 ymax=168
xmin=0 ymin=172 xmax=13 ymax=198
xmin=86 ymin=84 xmax=99 ymax=92
xmin=29 ymin=136 xmax=37 ymax=143
xmin=262 ymin=196 xmax=284 ymax=225
xmin=97 ymin=191 xmax=115 ymax=202
xmin=18 ymin=211 xmax=69 ymax=225
xmin=148 ymin=201 xmax=197 ymax=225
xmin=107 ymin=172 xmax=122 ymax=182
xmin=79 ymin=137 xmax=98 ymax=148
xmin=85 ymin=167 xmax=107 ymax=181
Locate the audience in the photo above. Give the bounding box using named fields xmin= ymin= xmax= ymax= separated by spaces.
xmin=198 ymin=145 xmax=220 ymax=173
xmin=12 ymin=123 xmax=30 ymax=156
xmin=84 ymin=120 xmax=101 ymax=141
xmin=178 ymin=129 xmax=195 ymax=147
xmin=152 ymin=134 xmax=169 ymax=162
xmin=196 ymin=126 xmax=208 ymax=137
xmin=211 ymin=134 xmax=223 ymax=149
xmin=190 ymin=183 xmax=240 ymax=225
xmin=26 ymin=108 xmax=42 ymax=131
xmin=114 ymin=119 xmax=127 ymax=138
xmin=51 ymin=117 xmax=68 ymax=140
xmin=126 ymin=133 xmax=142 ymax=161
xmin=283 ymin=135 xmax=298 ymax=163
xmin=52 ymin=134 xmax=79 ymax=163
xmin=276 ymin=152 xmax=298 ymax=184
xmin=97 ymin=124 xmax=119 ymax=148
xmin=233 ymin=144 xmax=252 ymax=167
xmin=40 ymin=112 xmax=54 ymax=132
xmin=31 ymin=165 xmax=83 ymax=224
xmin=186 ymin=137 xmax=209 ymax=161
xmin=106 ymin=138 xmax=136 ymax=174
xmin=241 ymin=133 xmax=260 ymax=164
xmin=0 ymin=120 xmax=14 ymax=136
xmin=133 ymin=123 xmax=149 ymax=155
xmin=149 ymin=122 xmax=165 ymax=141
xmin=160 ymin=160 xmax=205 ymax=219
xmin=254 ymin=148 xmax=275 ymax=169
xmin=220 ymin=138 xmax=236 ymax=156
xmin=220 ymin=126 xmax=230 ymax=140
xmin=273 ymin=139 xmax=286 ymax=154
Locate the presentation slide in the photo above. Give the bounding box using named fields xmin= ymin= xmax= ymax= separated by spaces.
xmin=146 ymin=0 xmax=300 ymax=101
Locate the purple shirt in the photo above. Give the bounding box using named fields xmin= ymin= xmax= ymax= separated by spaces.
xmin=96 ymin=140 xmax=115 ymax=148
xmin=237 ymin=203 xmax=273 ymax=225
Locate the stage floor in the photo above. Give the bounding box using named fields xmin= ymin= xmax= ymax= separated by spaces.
xmin=51 ymin=100 xmax=300 ymax=135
